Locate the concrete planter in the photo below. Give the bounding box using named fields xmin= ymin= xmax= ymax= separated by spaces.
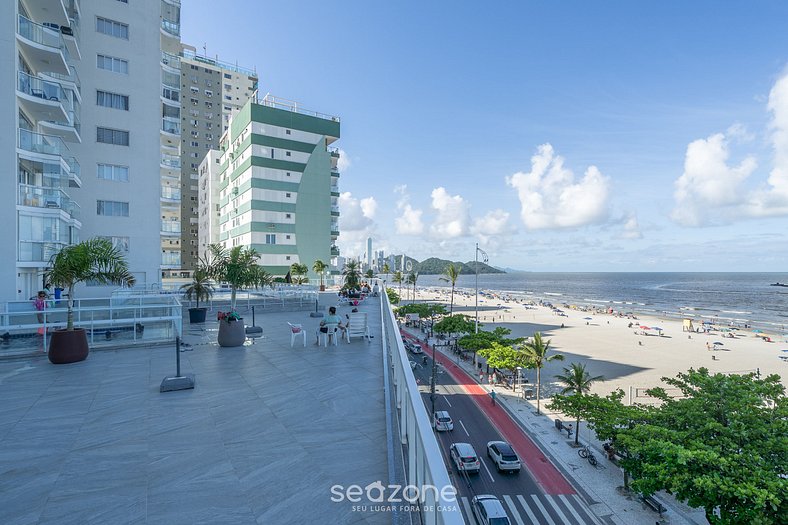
xmin=217 ymin=318 xmax=245 ymax=347
xmin=48 ymin=328 xmax=89 ymax=364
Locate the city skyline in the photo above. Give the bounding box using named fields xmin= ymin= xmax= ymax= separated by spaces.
xmin=186 ymin=2 xmax=788 ymax=271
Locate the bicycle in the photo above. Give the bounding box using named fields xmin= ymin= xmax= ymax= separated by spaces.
xmin=578 ymin=445 xmax=598 ymax=466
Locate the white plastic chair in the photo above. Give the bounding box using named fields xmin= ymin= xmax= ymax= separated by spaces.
xmin=288 ymin=322 xmax=306 ymax=347
xmin=345 ymin=313 xmax=370 ymax=342
xmin=318 ymin=322 xmax=340 ymax=347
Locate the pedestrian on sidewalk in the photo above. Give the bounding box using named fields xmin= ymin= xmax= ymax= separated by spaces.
xmin=490 ymin=390 xmax=497 ymax=406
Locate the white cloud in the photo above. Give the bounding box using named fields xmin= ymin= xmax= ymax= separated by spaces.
xmin=470 ymin=209 xmax=515 ymax=250
xmin=429 ymin=187 xmax=469 ymax=238
xmin=395 ymin=204 xmax=424 ymax=235
xmin=338 ymin=192 xmax=376 ymax=231
xmin=671 ymin=70 xmax=788 ymax=225
xmin=506 ymin=144 xmax=611 ymax=230
xmin=336 ymin=148 xmax=351 ymax=172
xmin=621 ymin=213 xmax=642 ymax=239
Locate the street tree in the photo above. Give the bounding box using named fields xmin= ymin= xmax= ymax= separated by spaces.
xmin=522 ymin=332 xmax=564 ymax=414
xmin=550 ymin=363 xmax=605 ymax=444
xmin=440 ymin=263 xmax=461 ymax=313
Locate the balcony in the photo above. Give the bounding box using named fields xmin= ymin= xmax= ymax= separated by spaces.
xmin=161 ymin=221 xmax=181 ymax=236
xmin=328 ymin=147 xmax=340 ymax=158
xmin=330 ymin=245 xmax=340 ymax=256
xmin=161 ymin=117 xmax=180 ymax=136
xmin=161 ymin=187 xmax=181 ymax=202
xmin=18 ymin=184 xmax=80 ymax=221
xmin=331 ymin=206 xmax=340 ymax=217
xmin=161 ymin=19 xmax=180 ymax=37
xmin=61 ymin=17 xmax=80 ymax=60
xmin=16 ymin=15 xmax=69 ymax=76
xmin=331 ymin=168 xmax=340 ymax=178
xmin=16 ymin=71 xmax=70 ymax=123
xmin=63 ymin=156 xmax=81 ymax=187
xmin=23 ymin=0 xmax=70 ymax=28
xmin=18 ymin=128 xmax=70 ymax=159
xmin=18 ymin=240 xmax=68 ymax=264
xmin=161 ymin=51 xmax=181 ymax=71
xmin=161 ymin=86 xmax=180 ymax=105
xmin=42 ymin=65 xmax=81 ymax=97
xmin=40 ymin=108 xmax=81 ymax=144
xmin=161 ymin=154 xmax=181 ymax=170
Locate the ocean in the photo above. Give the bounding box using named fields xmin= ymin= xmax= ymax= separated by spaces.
xmin=412 ymin=272 xmax=788 ymax=334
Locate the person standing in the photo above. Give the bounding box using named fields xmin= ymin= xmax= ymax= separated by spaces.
xmin=34 ymin=291 xmax=48 ymax=335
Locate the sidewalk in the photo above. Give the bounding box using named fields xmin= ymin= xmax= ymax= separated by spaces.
xmin=400 ymin=326 xmax=708 ymax=525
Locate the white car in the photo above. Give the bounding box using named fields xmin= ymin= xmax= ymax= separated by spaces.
xmin=471 ymin=495 xmax=511 ymax=525
xmin=449 ymin=442 xmax=480 ymax=474
xmin=486 ymin=441 xmax=521 ymax=473
xmin=433 ymin=410 xmax=453 ymax=431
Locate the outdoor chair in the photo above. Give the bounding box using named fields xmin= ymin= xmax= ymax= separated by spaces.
xmin=318 ymin=322 xmax=340 ymax=347
xmin=288 ymin=322 xmax=306 ymax=347
xmin=345 ymin=312 xmax=371 ymax=342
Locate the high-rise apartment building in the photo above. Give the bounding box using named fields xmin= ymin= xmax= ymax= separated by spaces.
xmin=205 ymin=94 xmax=341 ymax=278
xmin=3 ymin=0 xmax=170 ymax=301
xmin=176 ymin=47 xmax=257 ymax=272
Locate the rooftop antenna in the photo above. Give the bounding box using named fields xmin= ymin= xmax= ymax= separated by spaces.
xmin=202 ymin=42 xmax=207 ymax=56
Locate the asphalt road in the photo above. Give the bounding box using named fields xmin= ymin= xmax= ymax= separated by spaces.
xmin=405 ymin=336 xmax=602 ymax=525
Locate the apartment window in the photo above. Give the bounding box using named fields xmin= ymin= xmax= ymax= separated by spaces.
xmin=265 ymin=234 xmax=276 ymax=244
xmin=189 ymin=75 xmax=198 ymax=83
xmin=97 ymin=200 xmax=129 ymax=216
xmin=286 ymin=256 xmax=291 ymax=261
xmin=205 ymin=133 xmax=213 ymax=140
xmin=286 ymin=129 xmax=291 ymax=135
xmin=205 ymin=90 xmax=213 ymax=97
xmin=99 ymin=236 xmax=129 ymax=252
xmin=190 ymin=65 xmax=198 ymax=71
xmin=96 ymin=90 xmax=129 ymax=110
xmin=205 ymin=123 xmax=212 ymax=129
xmin=286 ymin=235 xmax=291 ymax=240
xmin=286 ymin=172 xmax=290 ymax=176
xmin=96 ymin=17 xmax=128 ymax=39
xmin=285 ymin=151 xmax=291 ymax=157
xmin=224 ymin=95 xmax=232 ymax=101
xmin=97 ymin=163 xmax=129 ymax=182
xmin=224 ymin=84 xmax=232 ymax=91
xmin=285 ymin=213 xmax=291 ymax=218
xmin=115 ymin=0 xmax=129 ymax=3
xmin=204 ymin=101 xmax=213 ymax=109
xmin=97 ymin=127 xmax=129 ymax=146
xmin=190 ymin=86 xmax=199 ymax=94
xmin=190 ymin=130 xmax=199 ymax=138
xmin=204 ymin=69 xmax=211 ymax=74
xmin=190 ymin=141 xmax=199 ymax=148
xmin=285 ymin=193 xmax=291 ymax=198
xmin=224 ymin=105 xmax=231 ymax=111
xmin=190 ymin=98 xmax=198 ymax=105
xmin=96 ymin=54 xmax=128 ymax=74
xmin=224 ymin=73 xmax=231 ymax=79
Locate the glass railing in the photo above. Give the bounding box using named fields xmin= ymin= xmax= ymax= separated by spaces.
xmin=161 ymin=154 xmax=181 ymax=169
xmin=161 ymin=117 xmax=180 ymax=135
xmin=64 ymin=156 xmax=80 ymax=178
xmin=18 ymin=240 xmax=68 ymax=263
xmin=64 ymin=198 xmax=81 ymax=220
xmin=18 ymin=184 xmax=66 ymax=209
xmin=162 ymin=86 xmax=180 ymax=103
xmin=161 ymin=252 xmax=181 ymax=266
xmin=161 ymin=51 xmax=181 ymax=70
xmin=17 ymin=15 xmax=65 ymax=52
xmin=161 ymin=222 xmax=181 ymax=233
xmin=17 ymin=72 xmax=71 ymax=113
xmin=18 ymin=128 xmax=70 ymax=157
xmin=46 ymin=109 xmax=81 ymax=135
xmin=161 ymin=188 xmax=181 ymax=200
xmin=331 ymin=206 xmax=340 ymax=214
xmin=330 ymin=184 xmax=339 ymax=193
xmin=43 ymin=65 xmax=81 ymax=94
xmin=161 ymin=19 xmax=180 ymax=37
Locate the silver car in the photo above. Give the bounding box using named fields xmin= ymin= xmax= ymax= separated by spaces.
xmin=471 ymin=495 xmax=511 ymax=525
xmin=486 ymin=441 xmax=521 ymax=473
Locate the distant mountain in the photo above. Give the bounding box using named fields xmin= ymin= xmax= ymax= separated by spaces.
xmin=494 ymin=265 xmax=526 ymax=273
xmin=389 ymin=256 xmax=504 ymax=275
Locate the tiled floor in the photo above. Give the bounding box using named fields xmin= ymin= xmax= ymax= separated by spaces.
xmin=0 ymin=294 xmax=389 ymax=525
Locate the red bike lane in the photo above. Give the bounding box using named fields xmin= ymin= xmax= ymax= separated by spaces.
xmin=404 ymin=333 xmax=575 ymax=495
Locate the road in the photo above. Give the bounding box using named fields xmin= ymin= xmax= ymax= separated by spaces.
xmin=404 ymin=332 xmax=602 ymax=525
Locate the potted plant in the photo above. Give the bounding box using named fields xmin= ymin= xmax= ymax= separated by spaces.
xmin=313 ymin=259 xmax=327 ymax=291
xmin=206 ymin=244 xmax=272 ymax=347
xmin=180 ymin=266 xmax=213 ymax=323
xmin=44 ymin=238 xmax=135 ymax=364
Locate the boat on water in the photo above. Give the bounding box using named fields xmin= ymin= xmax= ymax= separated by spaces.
xmin=770 ymin=282 xmax=788 ymax=287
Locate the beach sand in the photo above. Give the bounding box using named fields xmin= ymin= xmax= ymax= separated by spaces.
xmin=410 ymin=286 xmax=788 ymax=400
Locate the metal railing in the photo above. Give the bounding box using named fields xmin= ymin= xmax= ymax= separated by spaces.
xmin=258 ymin=93 xmax=340 ymax=122
xmin=181 ymin=49 xmax=256 ymax=77
xmin=380 ymin=289 xmax=466 ymax=525
xmin=0 ymin=294 xmax=182 ymax=358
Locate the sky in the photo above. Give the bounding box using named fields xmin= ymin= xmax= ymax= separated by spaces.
xmin=182 ymin=1 xmax=788 ymax=272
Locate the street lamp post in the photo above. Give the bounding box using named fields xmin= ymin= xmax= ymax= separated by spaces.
xmin=474 ymin=243 xmax=489 ymax=334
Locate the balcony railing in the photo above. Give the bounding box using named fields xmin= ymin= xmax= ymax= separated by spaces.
xmin=17 ymin=71 xmax=72 ymax=112
xmin=161 ymin=188 xmax=181 ymax=201
xmin=328 ymin=147 xmax=340 ymax=157
xmin=258 ymin=93 xmax=339 ymax=122
xmin=18 ymin=128 xmax=70 ymax=157
xmin=161 ymin=51 xmax=181 ymax=70
xmin=162 ymin=86 xmax=180 ymax=103
xmin=161 ymin=117 xmax=180 ymax=135
xmin=161 ymin=221 xmax=181 ymax=234
xmin=161 ymin=154 xmax=181 ymax=169
xmin=43 ymin=65 xmax=81 ymax=95
xmin=18 ymin=240 xmax=68 ymax=263
xmin=17 ymin=184 xmax=81 ymax=220
xmin=17 ymin=15 xmax=65 ymax=54
xmin=63 ymin=156 xmax=80 ymax=178
xmin=161 ymin=19 xmax=180 ymax=37
xmin=161 ymin=251 xmax=181 ymax=266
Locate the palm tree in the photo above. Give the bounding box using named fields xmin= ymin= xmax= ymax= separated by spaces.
xmin=342 ymin=260 xmax=362 ymax=290
xmin=290 ymin=263 xmax=309 ymax=284
xmin=206 ymin=244 xmax=272 ymax=311
xmin=180 ymin=267 xmax=214 ymax=310
xmin=440 ymin=263 xmax=461 ymax=313
xmin=407 ymin=271 xmax=418 ymax=301
xmin=382 ymin=263 xmax=390 ymax=284
xmin=46 ymin=238 xmax=136 ymax=330
xmin=522 ymin=332 xmax=564 ymax=415
xmin=392 ymin=270 xmax=403 ymax=298
xmin=555 ymin=363 xmax=605 ymax=444
xmin=313 ymin=259 xmax=327 ymax=290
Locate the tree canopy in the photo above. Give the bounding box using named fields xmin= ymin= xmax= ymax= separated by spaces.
xmin=433 ymin=314 xmax=475 ymax=335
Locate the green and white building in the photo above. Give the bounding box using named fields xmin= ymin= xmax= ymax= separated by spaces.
xmin=204 ymin=94 xmax=341 ymax=278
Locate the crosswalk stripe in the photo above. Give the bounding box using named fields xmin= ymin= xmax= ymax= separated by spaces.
xmin=558 ymin=494 xmax=586 ymax=524
xmin=502 ymin=494 xmax=526 ymax=525
xmin=517 ymin=494 xmax=540 ymax=524
xmin=530 ymin=495 xmax=558 ymax=525
xmin=542 ymin=494 xmax=573 ymax=524
xmin=460 ymin=497 xmax=474 ymax=522
xmin=573 ymin=494 xmax=604 ymax=525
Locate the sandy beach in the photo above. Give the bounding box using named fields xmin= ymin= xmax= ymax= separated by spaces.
xmin=407 ymin=285 xmax=788 ymax=399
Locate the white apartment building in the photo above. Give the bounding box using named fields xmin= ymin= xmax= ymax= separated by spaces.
xmin=197 ymin=149 xmax=221 ymax=258
xmin=2 ymin=0 xmax=179 ymax=301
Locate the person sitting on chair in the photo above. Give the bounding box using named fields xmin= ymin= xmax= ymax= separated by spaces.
xmin=316 ymin=306 xmax=345 ymax=344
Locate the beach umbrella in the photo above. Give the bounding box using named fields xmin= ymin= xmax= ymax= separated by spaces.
xmin=752 ymin=329 xmax=763 ymax=333
xmin=639 ymin=325 xmax=651 ymax=330
xmin=583 ymin=317 xmax=593 ymax=320
xmin=713 ymin=341 xmax=724 ymax=346
xmin=651 ymin=326 xmax=663 ymax=331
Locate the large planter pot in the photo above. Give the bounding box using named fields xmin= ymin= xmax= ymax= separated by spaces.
xmin=319 ymin=285 xmax=326 ymax=292
xmin=48 ymin=328 xmax=89 ymax=364
xmin=217 ymin=318 xmax=245 ymax=347
xmin=189 ymin=307 xmax=208 ymax=323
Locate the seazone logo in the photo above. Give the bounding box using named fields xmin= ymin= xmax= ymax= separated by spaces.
xmin=330 ymin=481 xmax=457 ymax=504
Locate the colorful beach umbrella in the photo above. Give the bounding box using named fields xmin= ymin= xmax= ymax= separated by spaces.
xmin=639 ymin=325 xmax=651 ymax=330
xmin=752 ymin=329 xmax=763 ymax=333
xmin=651 ymin=326 xmax=663 ymax=331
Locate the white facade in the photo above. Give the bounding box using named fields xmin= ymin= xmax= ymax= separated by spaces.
xmin=197 ymin=149 xmax=221 ymax=256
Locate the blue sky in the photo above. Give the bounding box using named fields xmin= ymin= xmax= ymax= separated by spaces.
xmin=183 ymin=1 xmax=788 ymax=271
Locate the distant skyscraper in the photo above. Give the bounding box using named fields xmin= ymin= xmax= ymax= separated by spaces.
xmin=366 ymin=237 xmax=372 ymax=269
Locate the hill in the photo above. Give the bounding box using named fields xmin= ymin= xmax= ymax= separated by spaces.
xmin=390 ymin=256 xmax=505 ymax=275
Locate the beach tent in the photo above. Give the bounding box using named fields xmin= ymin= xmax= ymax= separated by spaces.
xmin=683 ymin=319 xmax=694 ymax=332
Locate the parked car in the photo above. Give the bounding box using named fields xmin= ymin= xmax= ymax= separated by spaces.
xmin=433 ymin=410 xmax=453 ymax=431
xmin=486 ymin=441 xmax=521 ymax=473
xmin=471 ymin=495 xmax=511 ymax=525
xmin=449 ymin=442 xmax=480 ymax=474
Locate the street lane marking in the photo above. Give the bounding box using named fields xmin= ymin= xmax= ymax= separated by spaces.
xmin=442 ymin=395 xmax=452 ymax=407
xmin=543 ymin=494 xmax=573 ymax=524
xmin=570 ymin=494 xmax=604 ymax=525
xmin=502 ymin=495 xmax=526 ymax=525
xmin=481 ymin=459 xmax=495 ymax=482
xmin=560 ymin=494 xmax=588 ymax=524
xmin=517 ymin=495 xmax=540 ymax=524
xmin=530 ymin=495 xmax=557 ymax=525
xmin=460 ymin=497 xmax=474 ymax=523
xmin=459 ymin=420 xmax=470 ymax=436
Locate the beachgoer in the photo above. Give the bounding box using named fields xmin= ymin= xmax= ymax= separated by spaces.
xmin=706 ymin=342 xmax=711 ymax=351
xmin=316 ymin=306 xmax=344 ymax=344
xmin=34 ymin=291 xmax=47 ymax=324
